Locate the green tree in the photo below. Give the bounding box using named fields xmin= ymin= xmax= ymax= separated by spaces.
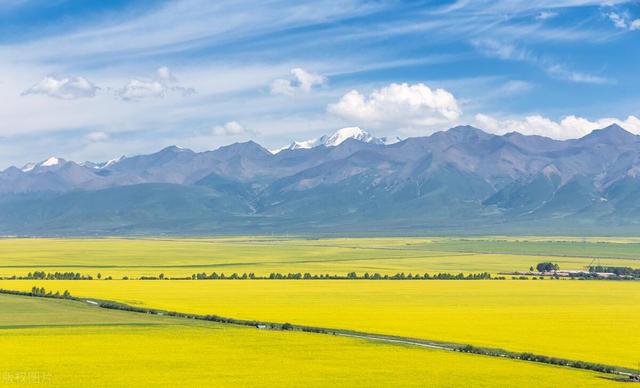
xmin=536 ymin=262 xmax=559 ymax=272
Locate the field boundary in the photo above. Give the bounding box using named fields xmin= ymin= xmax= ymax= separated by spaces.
xmin=1 ymin=287 xmax=637 ymax=380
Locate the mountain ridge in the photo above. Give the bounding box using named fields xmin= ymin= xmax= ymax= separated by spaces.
xmin=2 ymin=124 xmax=640 ymax=235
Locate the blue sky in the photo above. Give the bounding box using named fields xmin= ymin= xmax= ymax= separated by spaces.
xmin=0 ymin=0 xmax=639 ymax=167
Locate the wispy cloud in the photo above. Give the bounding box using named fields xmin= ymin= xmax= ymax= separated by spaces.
xmin=1 ymin=0 xmax=380 ymax=65
xmin=472 ymin=40 xmax=531 ymax=61
xmin=472 ymin=39 xmax=612 ymax=84
xmin=84 ymin=131 xmax=109 ymax=142
xmin=544 ymin=64 xmax=611 ymax=85
xmin=496 ymin=80 xmax=533 ymax=96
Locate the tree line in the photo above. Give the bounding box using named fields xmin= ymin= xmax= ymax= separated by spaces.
xmin=0 ymin=287 xmax=72 ymax=299
xmin=176 ymin=271 xmax=495 ymax=281
xmin=457 ymin=344 xmax=615 ymax=374
xmin=1 ymin=271 xmax=115 ymax=281
xmin=2 ymin=271 xmax=495 ymax=281
xmin=85 ymin=300 xmax=326 ymax=334
xmin=2 ymin=271 xmax=95 ymax=280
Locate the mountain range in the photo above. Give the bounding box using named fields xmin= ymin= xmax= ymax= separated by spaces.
xmin=2 ymin=125 xmax=640 ymax=236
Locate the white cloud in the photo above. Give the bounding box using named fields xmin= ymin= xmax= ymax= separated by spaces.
xmin=606 ymin=11 xmax=640 ymax=31
xmin=474 ymin=113 xmax=640 ymax=139
xmin=607 ymin=12 xmax=628 ymax=29
xmin=85 ymin=131 xmax=109 ymax=142
xmin=22 ymin=75 xmax=98 ymax=100
xmin=212 ymin=121 xmax=254 ymax=136
xmin=328 ymin=83 xmax=461 ymax=129
xmin=270 ymin=68 xmax=326 ymax=96
xmin=291 ymin=68 xmax=326 ymax=92
xmin=118 ymin=66 xmax=194 ymax=100
xmin=22 ymin=67 xmax=194 ymax=103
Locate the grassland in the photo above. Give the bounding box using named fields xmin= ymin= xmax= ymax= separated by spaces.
xmin=0 ymin=293 xmax=620 ymax=387
xmin=0 ymin=236 xmax=639 ymax=279
xmin=5 ymin=279 xmax=639 ymax=370
xmin=0 ymin=292 xmax=176 ymax=328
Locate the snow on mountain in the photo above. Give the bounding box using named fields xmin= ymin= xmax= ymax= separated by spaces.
xmin=102 ymin=156 xmax=125 ymax=168
xmin=81 ymin=156 xmax=126 ymax=169
xmin=288 ymin=137 xmax=326 ymax=150
xmin=324 ymin=127 xmax=375 ymax=146
xmin=21 ymin=162 xmax=37 ymax=172
xmin=21 ymin=157 xmax=64 ymax=172
xmin=41 ymin=157 xmax=61 ymax=167
xmin=271 ymin=127 xmax=397 ymax=153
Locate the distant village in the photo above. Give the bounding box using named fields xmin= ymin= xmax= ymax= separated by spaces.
xmin=501 ymin=262 xmax=640 ymax=279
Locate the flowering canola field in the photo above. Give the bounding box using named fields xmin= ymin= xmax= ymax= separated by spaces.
xmin=5 ymin=279 xmax=639 ymax=370
xmin=0 ymin=293 xmax=618 ymax=387
xmin=0 ymin=237 xmax=638 ymax=278
xmin=1 ymin=236 xmax=638 ymax=385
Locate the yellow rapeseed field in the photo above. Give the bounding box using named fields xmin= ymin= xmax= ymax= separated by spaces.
xmin=0 ymin=237 xmax=638 ymax=278
xmin=0 ymin=293 xmax=619 ymax=387
xmin=5 ymin=279 xmax=639 ymax=369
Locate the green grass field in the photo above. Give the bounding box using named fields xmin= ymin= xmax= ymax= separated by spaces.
xmin=0 ymin=292 xmax=174 ymax=328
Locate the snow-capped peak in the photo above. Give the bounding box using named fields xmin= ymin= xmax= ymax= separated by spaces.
xmin=271 ymin=127 xmax=400 ymax=154
xmin=270 ymin=137 xmax=327 ymax=154
xmin=41 ymin=157 xmax=61 ymax=167
xmin=324 ymin=127 xmax=373 ymax=147
xmin=20 ymin=156 xmax=65 ymax=172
